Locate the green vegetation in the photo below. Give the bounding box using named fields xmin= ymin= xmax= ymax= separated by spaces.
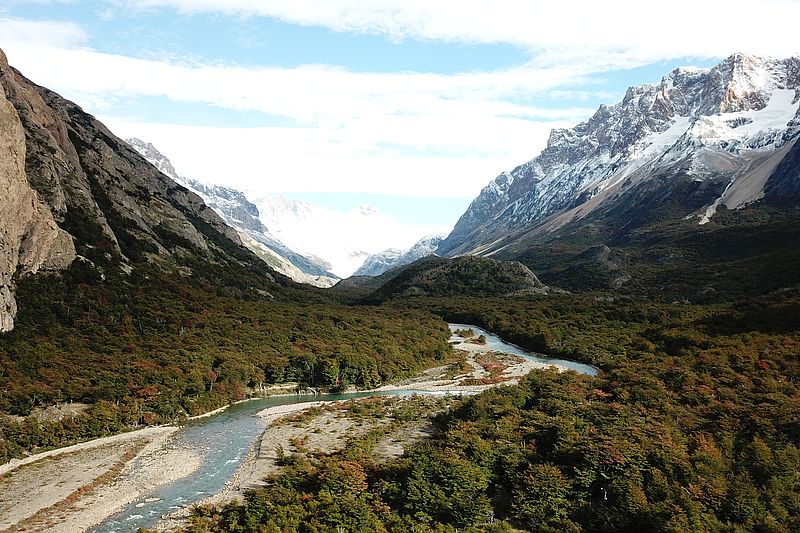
xmin=3 ymin=181 xmax=799 ymax=531
xmin=365 ymin=256 xmax=544 ymax=301
xmin=509 ymin=205 xmax=800 ymax=302
xmin=0 ymin=263 xmax=449 ymax=463
xmin=187 ymin=290 xmax=800 ymax=532
xmin=180 ymin=395 xmax=452 ymax=533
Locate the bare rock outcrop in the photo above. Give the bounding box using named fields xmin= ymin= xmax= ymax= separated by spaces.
xmin=0 ymin=49 xmax=75 ymax=331
xmin=0 ymin=47 xmax=282 ymax=331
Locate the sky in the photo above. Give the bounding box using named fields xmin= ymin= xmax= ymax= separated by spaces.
xmin=2 ymin=0 xmax=800 ymax=240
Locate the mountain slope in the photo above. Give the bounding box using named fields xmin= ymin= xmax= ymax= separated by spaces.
xmin=439 ymin=54 xmax=800 ymax=259
xmin=362 ymin=256 xmax=549 ymax=301
xmin=0 ymin=50 xmax=294 ymax=330
xmin=0 ymin=50 xmax=452 ymax=459
xmin=126 ymin=139 xmax=339 ymax=287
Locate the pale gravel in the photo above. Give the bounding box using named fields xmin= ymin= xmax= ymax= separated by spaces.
xmin=0 ymin=425 xmax=201 ymax=532
xmin=7 ymin=331 xmax=552 ymax=532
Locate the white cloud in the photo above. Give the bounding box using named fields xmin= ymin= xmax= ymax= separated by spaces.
xmin=103 ymin=118 xmax=566 ymax=199
xmin=248 ymin=195 xmax=447 ymax=277
xmin=1 ymin=17 xmax=588 ymax=198
xmin=0 ymin=17 xmax=87 ymax=49
xmin=126 ymin=0 xmax=800 ymax=65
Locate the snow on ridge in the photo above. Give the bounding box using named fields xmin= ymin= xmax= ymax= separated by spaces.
xmin=441 ymin=53 xmax=800 ymax=254
xmin=248 ymin=194 xmax=445 ymax=278
xmin=353 ymin=234 xmax=446 ymax=277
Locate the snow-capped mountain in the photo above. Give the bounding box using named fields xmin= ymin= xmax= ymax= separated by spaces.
xmin=245 ymin=194 xmax=437 ymax=278
xmin=438 ymin=53 xmax=800 ymax=256
xmin=126 ymin=138 xmax=339 ymax=287
xmin=353 ymin=249 xmax=404 ymax=277
xmin=354 ymin=234 xmax=445 ymax=277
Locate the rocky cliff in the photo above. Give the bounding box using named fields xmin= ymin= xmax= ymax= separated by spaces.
xmin=0 ymin=49 xmax=278 ymax=330
xmin=0 ymin=50 xmax=75 ymax=331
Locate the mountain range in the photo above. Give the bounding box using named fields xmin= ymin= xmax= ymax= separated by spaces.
xmin=439 ymin=53 xmax=800 ymax=257
xmin=434 ymin=53 xmax=800 ymax=300
xmin=125 ymin=138 xmax=340 ymax=287
xmin=126 ymin=139 xmax=439 ymax=280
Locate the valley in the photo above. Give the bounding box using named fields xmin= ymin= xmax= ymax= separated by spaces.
xmin=0 ymin=324 xmax=582 ymax=532
xmin=0 ymin=34 xmax=799 ymax=533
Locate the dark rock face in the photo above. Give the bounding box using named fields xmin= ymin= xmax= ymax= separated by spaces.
xmin=764 ymin=136 xmax=800 ymax=204
xmin=439 ymin=54 xmax=800 ymax=257
xmin=0 ymin=48 xmax=277 ymax=330
xmin=3 ymin=65 xmax=242 ymax=260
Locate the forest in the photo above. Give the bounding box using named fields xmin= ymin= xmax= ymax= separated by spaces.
xmin=0 ymin=262 xmax=450 ymax=463
xmin=180 ymin=289 xmax=800 ymax=532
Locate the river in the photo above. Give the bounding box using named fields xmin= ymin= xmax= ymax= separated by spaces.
xmin=91 ymin=323 xmax=596 ymax=532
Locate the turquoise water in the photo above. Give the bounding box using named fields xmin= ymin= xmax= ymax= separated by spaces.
xmin=91 ymin=324 xmax=595 ymax=532
xmin=448 ymin=323 xmax=599 ymax=376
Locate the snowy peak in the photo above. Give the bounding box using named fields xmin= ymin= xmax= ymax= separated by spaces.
xmin=127 ymin=138 xmax=179 ymax=180
xmin=699 ymin=54 xmax=789 ymax=115
xmin=439 ymin=53 xmax=800 ymax=257
xmin=125 ymin=138 xmax=338 ymax=286
xmin=128 ymin=138 xmax=266 ymax=234
xmin=352 ymin=248 xmax=404 ymax=277
xmin=353 ymin=234 xmax=445 ymax=277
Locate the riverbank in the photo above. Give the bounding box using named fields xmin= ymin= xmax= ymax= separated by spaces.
xmin=0 ymin=425 xmax=200 ymax=533
xmin=152 ymin=399 xmax=375 ymax=531
xmin=374 ymin=328 xmax=554 ymax=393
xmin=1 ymin=324 xmax=566 ymax=532
xmin=152 ymin=329 xmax=555 ymax=530
xmin=153 ymin=396 xmax=444 ymax=532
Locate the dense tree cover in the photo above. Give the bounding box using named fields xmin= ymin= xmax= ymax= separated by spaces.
xmin=508 ymin=206 xmax=800 ymax=303
xmin=194 ymin=290 xmax=800 ymax=531
xmin=0 ymin=263 xmax=450 ymax=462
xmin=362 ymin=256 xmax=545 ymax=301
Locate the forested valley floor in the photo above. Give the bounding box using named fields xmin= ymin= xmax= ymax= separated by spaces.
xmin=180 ymin=292 xmax=800 ymax=532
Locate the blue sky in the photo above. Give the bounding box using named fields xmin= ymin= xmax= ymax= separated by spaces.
xmin=1 ymin=0 xmax=798 ymax=232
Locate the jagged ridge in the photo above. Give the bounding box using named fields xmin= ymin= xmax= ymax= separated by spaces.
xmin=126 ymin=138 xmax=339 ymax=287
xmin=353 ymin=234 xmax=445 ymax=277
xmin=439 ymin=53 xmax=800 ymax=257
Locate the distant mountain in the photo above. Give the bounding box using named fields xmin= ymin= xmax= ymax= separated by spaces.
xmin=437 ymin=53 xmax=800 ymax=300
xmin=126 ymin=139 xmax=338 ymax=287
xmin=439 ymin=53 xmax=800 ymax=258
xmin=246 ymin=195 xmax=425 ymax=278
xmin=354 ymin=234 xmax=445 ymax=276
xmin=353 ymin=248 xmax=404 ymax=277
